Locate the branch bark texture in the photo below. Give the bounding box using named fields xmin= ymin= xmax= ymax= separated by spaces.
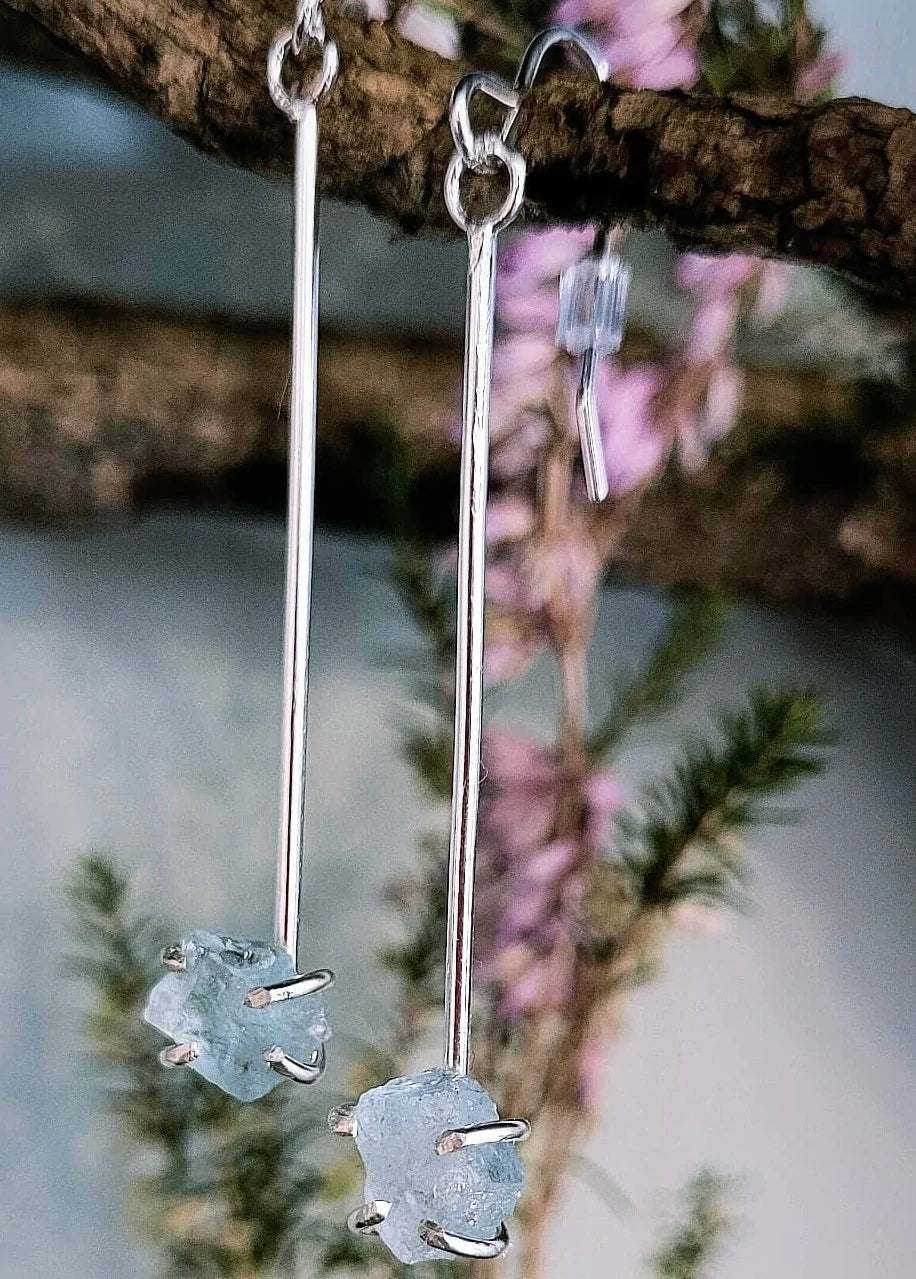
xmin=3 ymin=297 xmax=916 ymax=619
xmin=7 ymin=0 xmax=916 ymax=298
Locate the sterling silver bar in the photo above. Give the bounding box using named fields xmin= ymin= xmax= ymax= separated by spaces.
xmin=444 ymin=222 xmax=498 ymax=1076
xmin=276 ymin=105 xmax=321 ymax=968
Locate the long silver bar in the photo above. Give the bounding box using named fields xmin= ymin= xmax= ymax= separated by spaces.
xmin=276 ymin=106 xmax=320 ymax=967
xmin=444 ymin=223 xmax=498 ymax=1076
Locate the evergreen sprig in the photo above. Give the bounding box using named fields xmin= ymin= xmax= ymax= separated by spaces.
xmin=650 ymin=1171 xmax=734 ymax=1279
xmin=67 ymin=854 xmax=341 ymax=1279
xmin=588 ymin=595 xmax=725 ymax=761
xmin=619 ymin=686 xmax=829 ymax=913
xmin=700 ymin=0 xmax=833 ymax=96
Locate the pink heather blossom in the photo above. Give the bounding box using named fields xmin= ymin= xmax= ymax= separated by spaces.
xmin=554 ymin=0 xmax=705 ymax=90
xmin=476 ymin=728 xmax=622 ymax=1018
xmin=397 ymin=3 xmax=460 ymax=57
xmin=796 ymin=49 xmax=845 ymax=101
xmin=487 ymin=495 xmax=536 ymax=543
xmin=597 ymin=363 xmax=669 ymax=495
xmin=483 ymin=631 xmax=538 ymax=685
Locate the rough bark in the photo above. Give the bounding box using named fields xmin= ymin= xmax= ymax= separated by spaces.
xmin=6 ymin=0 xmax=916 ymax=299
xmin=3 ymin=296 xmax=915 ymax=619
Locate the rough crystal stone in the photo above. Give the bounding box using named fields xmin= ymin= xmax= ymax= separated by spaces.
xmin=352 ymin=1067 xmax=524 ymax=1265
xmin=144 ymin=930 xmax=329 ymax=1102
xmin=556 ymin=252 xmax=630 ymax=357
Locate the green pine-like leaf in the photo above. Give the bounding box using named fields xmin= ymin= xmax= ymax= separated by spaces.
xmin=589 ymin=594 xmax=725 ymax=760
xmin=621 ymin=686 xmax=829 ymax=911
xmin=650 ymin=1170 xmax=735 ymax=1279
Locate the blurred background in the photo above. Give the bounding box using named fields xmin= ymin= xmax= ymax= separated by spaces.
xmin=0 ymin=1 xmax=915 ymax=1277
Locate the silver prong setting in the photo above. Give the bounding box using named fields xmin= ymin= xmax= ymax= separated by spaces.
xmin=264 ymin=1042 xmax=325 ymax=1084
xmin=159 ymin=1041 xmax=200 ymax=1068
xmin=328 ymin=1102 xmax=357 ymax=1136
xmin=419 ymin=1220 xmax=510 ymax=1260
xmin=161 ymin=944 xmax=187 ymax=972
xmin=245 ymin=967 xmax=335 ymax=1009
xmin=435 ymin=1118 xmax=530 ymax=1156
xmin=347 ymin=1201 xmax=391 ymax=1236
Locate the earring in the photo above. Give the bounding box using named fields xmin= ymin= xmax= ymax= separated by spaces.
xmin=329 ymin=29 xmax=610 ymax=1265
xmin=142 ymin=0 xmax=338 ymax=1102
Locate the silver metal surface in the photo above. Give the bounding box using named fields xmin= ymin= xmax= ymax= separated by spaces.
xmin=347 ymin=1201 xmax=391 ymax=1235
xmin=575 ymin=344 xmax=610 ymax=503
xmin=435 ymin=1118 xmax=530 ymax=1155
xmin=419 ymin=1220 xmax=510 ymax=1259
xmin=268 ymin=3 xmax=337 ymax=969
xmin=264 ymin=1041 xmax=326 ymax=1084
xmin=449 ymin=72 xmax=520 ymax=171
xmin=245 ymin=967 xmax=334 ymax=1008
xmin=267 ymin=3 xmax=339 ymax=123
xmin=160 ymin=944 xmax=186 ymax=972
xmin=444 ymin=81 xmax=526 ymax=1079
xmin=159 ymin=1042 xmax=200 ymax=1068
xmin=443 ymin=220 xmax=497 ymax=1076
xmin=502 ymin=26 xmax=607 ymax=145
xmin=328 ymin=1102 xmax=357 ymax=1135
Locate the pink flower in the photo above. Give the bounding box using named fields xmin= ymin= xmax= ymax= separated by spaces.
xmin=597 ymin=363 xmax=669 ymax=494
xmin=676 ymin=252 xmax=760 ymax=298
xmin=796 ymin=50 xmax=844 ymax=101
xmin=487 ymin=495 xmax=536 ymax=544
xmin=521 ymin=531 xmax=602 ymax=619
xmin=396 ymin=3 xmax=459 ymax=58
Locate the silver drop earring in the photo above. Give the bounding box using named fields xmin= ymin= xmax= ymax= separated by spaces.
xmin=141 ymin=0 xmax=338 ymax=1101
xmin=329 ymin=28 xmax=613 ymax=1265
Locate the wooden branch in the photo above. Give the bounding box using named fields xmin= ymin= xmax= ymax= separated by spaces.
xmin=3 ymin=296 xmax=915 ymax=621
xmin=6 ymin=0 xmax=916 ymax=298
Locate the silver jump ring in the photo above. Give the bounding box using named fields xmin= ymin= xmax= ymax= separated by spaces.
xmin=268 ymin=22 xmax=339 ymax=121
xmin=444 ymin=134 xmax=526 ymax=236
xmin=450 ymin=71 xmax=522 ymax=171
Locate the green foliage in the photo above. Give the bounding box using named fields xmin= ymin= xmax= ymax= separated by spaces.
xmin=381 ymin=834 xmax=449 ymax=1001
xmin=67 ymin=854 xmax=345 ymax=1279
xmin=650 ymin=1171 xmax=734 ymax=1279
xmin=700 ymin=0 xmax=833 ymax=95
xmin=619 ymin=686 xmax=829 ymax=914
xmin=588 ymin=595 xmax=726 ymax=760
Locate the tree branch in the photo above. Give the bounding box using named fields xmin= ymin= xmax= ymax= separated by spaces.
xmin=6 ymin=0 xmax=916 ymax=298
xmin=3 ymin=296 xmax=915 ymax=622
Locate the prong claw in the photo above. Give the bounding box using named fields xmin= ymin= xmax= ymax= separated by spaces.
xmin=161 ymin=944 xmax=187 ymax=972
xmin=419 ymin=1220 xmax=510 ymax=1259
xmin=245 ymin=967 xmax=334 ymax=1009
xmin=264 ymin=1042 xmax=325 ymax=1084
xmin=435 ymin=1118 xmax=530 ymax=1155
xmin=159 ymin=1041 xmax=199 ymax=1068
xmin=328 ymin=1102 xmax=357 ymax=1136
xmin=347 ymin=1201 xmax=391 ymax=1235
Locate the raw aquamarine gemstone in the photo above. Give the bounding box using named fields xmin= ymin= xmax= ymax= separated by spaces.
xmin=144 ymin=930 xmax=329 ymax=1102
xmin=352 ymin=1067 xmax=524 ymax=1265
xmin=556 ymin=251 xmax=630 ymax=357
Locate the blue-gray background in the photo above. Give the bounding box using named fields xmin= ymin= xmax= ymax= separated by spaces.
xmin=1 ymin=1 xmax=915 ymax=1275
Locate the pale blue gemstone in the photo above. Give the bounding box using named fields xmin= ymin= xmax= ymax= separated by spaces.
xmin=353 ymin=1068 xmax=524 ymax=1265
xmin=556 ymin=252 xmax=631 ymax=357
xmin=144 ymin=930 xmax=329 ymax=1102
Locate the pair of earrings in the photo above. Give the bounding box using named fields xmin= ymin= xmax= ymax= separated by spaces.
xmin=143 ymin=4 xmax=630 ymax=1265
